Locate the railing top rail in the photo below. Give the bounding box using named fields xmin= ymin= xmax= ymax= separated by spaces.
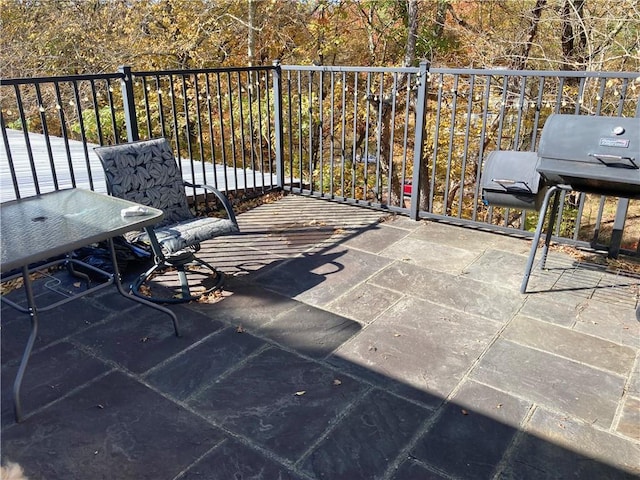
xmin=430 ymin=67 xmax=640 ymax=79
xmin=0 ymin=72 xmax=123 ymax=86
xmin=129 ymin=65 xmax=274 ymax=77
xmin=282 ymin=65 xmax=420 ymax=74
xmin=2 ymin=66 xmax=638 ymax=86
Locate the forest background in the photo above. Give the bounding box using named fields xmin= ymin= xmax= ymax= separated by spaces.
xmin=1 ymin=0 xmax=639 ymax=78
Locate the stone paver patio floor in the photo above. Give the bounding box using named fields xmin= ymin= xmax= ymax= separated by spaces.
xmin=2 ymin=195 xmax=639 ymax=479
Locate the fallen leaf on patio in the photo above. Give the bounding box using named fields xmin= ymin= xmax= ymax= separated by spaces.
xmin=73 ymin=282 xmax=81 ymax=288
xmin=461 ymin=409 xmax=469 ymax=415
xmin=236 ymin=325 xmax=245 ymax=333
xmin=332 ymin=379 xmax=342 ymax=386
xmin=294 ymin=391 xmax=306 ymax=396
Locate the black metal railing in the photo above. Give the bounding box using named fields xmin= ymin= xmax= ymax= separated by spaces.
xmin=2 ymin=64 xmax=638 ymax=254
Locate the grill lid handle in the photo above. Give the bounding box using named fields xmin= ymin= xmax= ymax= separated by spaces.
xmin=491 ymin=179 xmax=533 ymax=192
xmin=588 ymin=153 xmax=638 ymax=169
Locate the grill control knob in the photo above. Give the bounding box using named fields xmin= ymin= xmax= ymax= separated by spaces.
xmin=612 ymin=126 xmax=625 ymax=135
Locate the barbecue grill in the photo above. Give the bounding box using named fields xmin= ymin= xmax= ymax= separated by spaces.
xmin=481 ymin=113 xmax=640 ymax=293
xmin=537 ymin=114 xmax=640 ymax=199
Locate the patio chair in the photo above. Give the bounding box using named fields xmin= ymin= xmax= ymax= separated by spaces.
xmin=94 ymin=138 xmax=239 ymax=303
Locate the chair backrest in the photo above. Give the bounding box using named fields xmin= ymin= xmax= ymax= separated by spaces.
xmin=94 ymin=138 xmax=193 ymax=227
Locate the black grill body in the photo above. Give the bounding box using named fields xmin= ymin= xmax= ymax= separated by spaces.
xmin=537 ymin=114 xmax=640 ymax=198
xmin=482 ymin=151 xmax=546 ymax=210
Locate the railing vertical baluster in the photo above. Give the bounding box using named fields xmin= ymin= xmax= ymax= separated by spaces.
xmin=180 ymin=74 xmax=197 ymax=201
xmin=430 ymin=73 xmax=444 ymax=213
xmin=442 ymin=74 xmax=458 ymax=215
xmin=236 ymin=70 xmax=247 ymax=192
xmin=472 ymin=74 xmax=492 ymax=221
xmin=204 ymin=73 xmax=219 ymax=188
xmin=329 ymin=71 xmax=335 ymax=198
xmin=307 ymin=70 xmax=314 ymax=194
xmin=215 ymin=72 xmax=229 ymax=191
xmin=374 ymin=72 xmax=384 ymax=203
xmin=53 ymin=81 xmax=76 ymax=189
xmin=227 ymin=71 xmax=238 ymax=191
xmin=140 ymin=77 xmax=153 ymax=138
xmin=297 ymin=71 xmax=303 ymax=191
xmin=105 ymin=79 xmax=119 ymax=143
xmin=193 ymin=74 xmax=208 ymax=190
xmin=13 ymin=85 xmax=38 ymax=198
xmin=285 ymin=70 xmax=294 ymax=190
xmin=152 ymin=76 xmax=165 ymax=139
xmin=318 ymin=69 xmax=324 ymax=196
xmin=400 ymin=73 xmax=411 ymax=209
xmin=246 ymin=70 xmax=256 ymax=193
xmin=168 ymin=75 xmax=180 ymax=166
xmin=88 ymin=80 xmax=103 ymax=145
xmin=351 ymin=72 xmax=358 ymax=200
xmin=340 ymin=71 xmax=347 ymax=199
xmin=34 ymin=83 xmax=57 ymax=191
xmin=458 ymin=74 xmax=474 ymax=218
xmin=72 ymin=80 xmax=94 ymax=191
xmin=0 ymin=114 xmax=20 ymax=199
xmin=513 ymin=75 xmax=526 ymax=149
xmin=387 ymin=72 xmax=398 ymax=207
xmin=263 ymin=70 xmax=274 ymax=189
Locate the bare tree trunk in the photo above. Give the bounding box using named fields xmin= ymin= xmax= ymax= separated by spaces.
xmin=510 ymin=0 xmax=547 ymax=70
xmin=247 ymin=0 xmax=257 ymax=66
xmin=404 ymin=0 xmax=418 ymax=67
xmin=561 ymin=0 xmax=587 ymax=70
xmin=434 ymin=0 xmax=448 ymax=40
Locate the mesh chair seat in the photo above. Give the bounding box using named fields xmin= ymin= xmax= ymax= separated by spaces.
xmin=95 ymin=138 xmax=239 ymax=303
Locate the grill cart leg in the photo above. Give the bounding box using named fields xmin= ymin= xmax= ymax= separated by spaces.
xmin=521 ymin=186 xmax=558 ymax=293
xmin=539 ymin=188 xmax=563 ymax=269
xmin=608 ymin=198 xmax=629 ymax=259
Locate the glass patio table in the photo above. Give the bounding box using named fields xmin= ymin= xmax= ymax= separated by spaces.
xmin=0 ymin=188 xmax=180 ymax=422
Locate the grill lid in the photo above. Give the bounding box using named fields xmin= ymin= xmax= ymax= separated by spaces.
xmin=537 ymin=114 xmax=640 ymax=198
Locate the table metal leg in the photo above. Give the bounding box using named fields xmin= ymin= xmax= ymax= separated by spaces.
xmin=107 ymin=238 xmax=181 ymax=337
xmin=13 ymin=266 xmax=40 ymax=422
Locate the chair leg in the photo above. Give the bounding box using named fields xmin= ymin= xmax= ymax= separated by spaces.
xmin=130 ymin=255 xmax=225 ymax=304
xmin=177 ymin=266 xmax=191 ymax=299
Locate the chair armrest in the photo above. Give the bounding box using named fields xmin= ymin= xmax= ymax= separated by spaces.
xmin=184 ymin=181 xmax=238 ymax=226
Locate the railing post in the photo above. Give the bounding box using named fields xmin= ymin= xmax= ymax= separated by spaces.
xmin=272 ymin=59 xmax=285 ymax=189
xmin=410 ymin=60 xmax=430 ymax=220
xmin=118 ymin=65 xmax=139 ymax=143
